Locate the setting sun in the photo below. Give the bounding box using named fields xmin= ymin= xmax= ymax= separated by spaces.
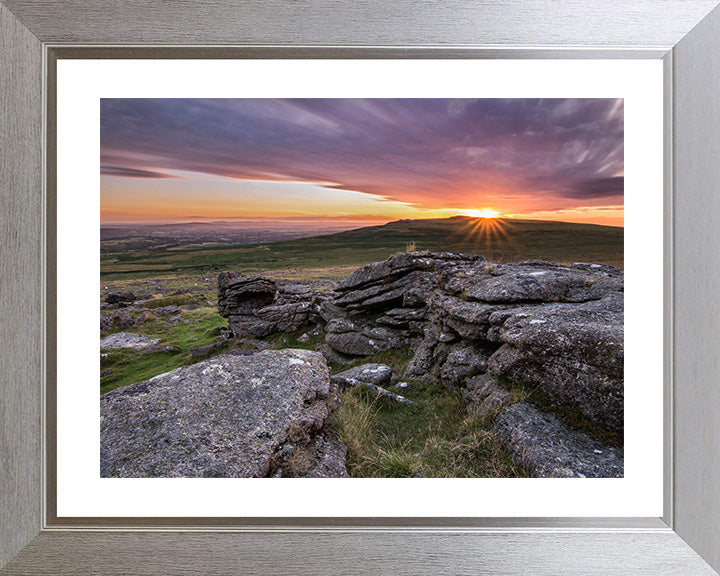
xmin=101 ymin=99 xmax=624 ymax=226
xmin=463 ymin=209 xmax=500 ymax=219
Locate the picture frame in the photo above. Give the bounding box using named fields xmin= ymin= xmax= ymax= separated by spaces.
xmin=1 ymin=1 xmax=719 ymax=574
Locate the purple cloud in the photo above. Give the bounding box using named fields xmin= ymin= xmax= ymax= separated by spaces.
xmin=100 ymin=98 xmax=624 ymax=210
xmin=101 ymin=166 xmax=176 ymax=179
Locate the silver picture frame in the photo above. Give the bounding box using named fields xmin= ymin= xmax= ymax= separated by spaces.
xmin=2 ymin=1 xmax=720 ymax=574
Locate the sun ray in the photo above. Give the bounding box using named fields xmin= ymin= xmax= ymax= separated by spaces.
xmin=458 ymin=215 xmax=518 ymax=259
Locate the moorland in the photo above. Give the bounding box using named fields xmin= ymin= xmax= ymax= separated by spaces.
xmin=101 ymin=216 xmax=623 ymax=280
xmin=100 ymin=216 xmax=623 ymax=478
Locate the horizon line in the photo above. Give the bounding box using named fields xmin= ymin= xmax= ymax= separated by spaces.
xmin=100 ymin=214 xmax=625 ymax=229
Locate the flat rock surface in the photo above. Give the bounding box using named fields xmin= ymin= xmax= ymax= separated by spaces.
xmin=445 ymin=260 xmax=622 ymax=303
xmin=101 ymin=349 xmax=341 ymax=477
xmin=331 ymin=363 xmax=394 ymax=387
xmin=100 ymin=332 xmax=161 ymax=350
xmin=493 ymin=401 xmax=624 ymax=478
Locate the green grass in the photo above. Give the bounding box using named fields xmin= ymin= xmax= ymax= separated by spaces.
xmin=101 ymin=216 xmax=623 ymax=280
xmin=142 ymin=293 xmax=206 ymax=309
xmin=332 ymin=382 xmax=526 ymax=478
xmin=328 ymin=346 xmax=527 ymax=478
xmin=265 ymin=327 xmax=327 ymax=351
xmin=100 ymin=306 xmax=228 ymax=394
xmin=327 ymin=346 xmax=414 ymax=379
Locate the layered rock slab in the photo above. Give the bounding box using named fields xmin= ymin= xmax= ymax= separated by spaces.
xmin=493 ymin=402 xmax=623 ymax=478
xmin=487 ymin=294 xmax=624 ymax=433
xmin=325 ymin=318 xmax=406 ymax=357
xmin=325 ymin=252 xmax=487 ymax=358
xmin=218 ymin=272 xmax=322 ymax=339
xmin=101 ymin=349 xmax=347 ymax=478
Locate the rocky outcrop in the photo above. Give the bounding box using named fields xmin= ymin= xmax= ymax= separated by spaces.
xmin=101 ymin=349 xmax=347 ymax=478
xmin=324 ymin=253 xmax=486 ymax=359
xmin=329 ymin=254 xmax=623 ymax=436
xmin=218 ymin=272 xmax=275 ymax=316
xmin=487 ymin=294 xmax=623 ymax=433
xmin=217 ymin=251 xmax=624 ymax=478
xmin=217 ymin=272 xmax=323 ymax=339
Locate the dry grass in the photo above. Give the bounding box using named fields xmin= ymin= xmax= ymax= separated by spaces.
xmin=285 ymin=421 xmax=311 ymax=444
xmin=331 ymin=382 xmax=526 ymax=478
xmin=285 ymin=446 xmax=316 ymax=477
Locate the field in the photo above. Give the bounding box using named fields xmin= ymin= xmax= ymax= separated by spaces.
xmin=101 ymin=216 xmax=623 ymax=280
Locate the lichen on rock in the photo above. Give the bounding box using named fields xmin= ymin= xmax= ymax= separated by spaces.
xmin=101 ymin=349 xmax=347 ymax=478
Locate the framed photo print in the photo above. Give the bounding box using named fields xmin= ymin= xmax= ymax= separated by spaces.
xmin=2 ymin=1 xmax=720 ymax=575
xmin=58 ymin=59 xmax=658 ymax=518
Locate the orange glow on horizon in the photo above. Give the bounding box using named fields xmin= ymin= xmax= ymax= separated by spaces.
xmin=100 ymin=174 xmax=624 ymax=227
xmin=99 ymin=206 xmax=624 ymax=228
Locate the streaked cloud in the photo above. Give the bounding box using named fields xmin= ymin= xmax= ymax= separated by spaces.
xmin=101 ymin=166 xmax=176 ymax=179
xmin=101 ymin=98 xmax=624 ymax=224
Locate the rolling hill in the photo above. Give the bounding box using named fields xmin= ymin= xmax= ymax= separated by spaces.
xmin=100 ymin=216 xmax=623 ymax=279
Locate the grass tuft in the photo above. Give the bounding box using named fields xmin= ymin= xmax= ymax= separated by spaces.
xmin=331 ymin=378 xmax=526 ymax=478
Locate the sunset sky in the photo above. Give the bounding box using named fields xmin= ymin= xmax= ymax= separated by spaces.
xmin=100 ymin=98 xmax=624 ymax=226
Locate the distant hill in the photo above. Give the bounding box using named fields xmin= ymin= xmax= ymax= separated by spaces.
xmin=327 ymin=216 xmax=622 ymax=263
xmin=100 ymin=216 xmax=623 ymax=279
